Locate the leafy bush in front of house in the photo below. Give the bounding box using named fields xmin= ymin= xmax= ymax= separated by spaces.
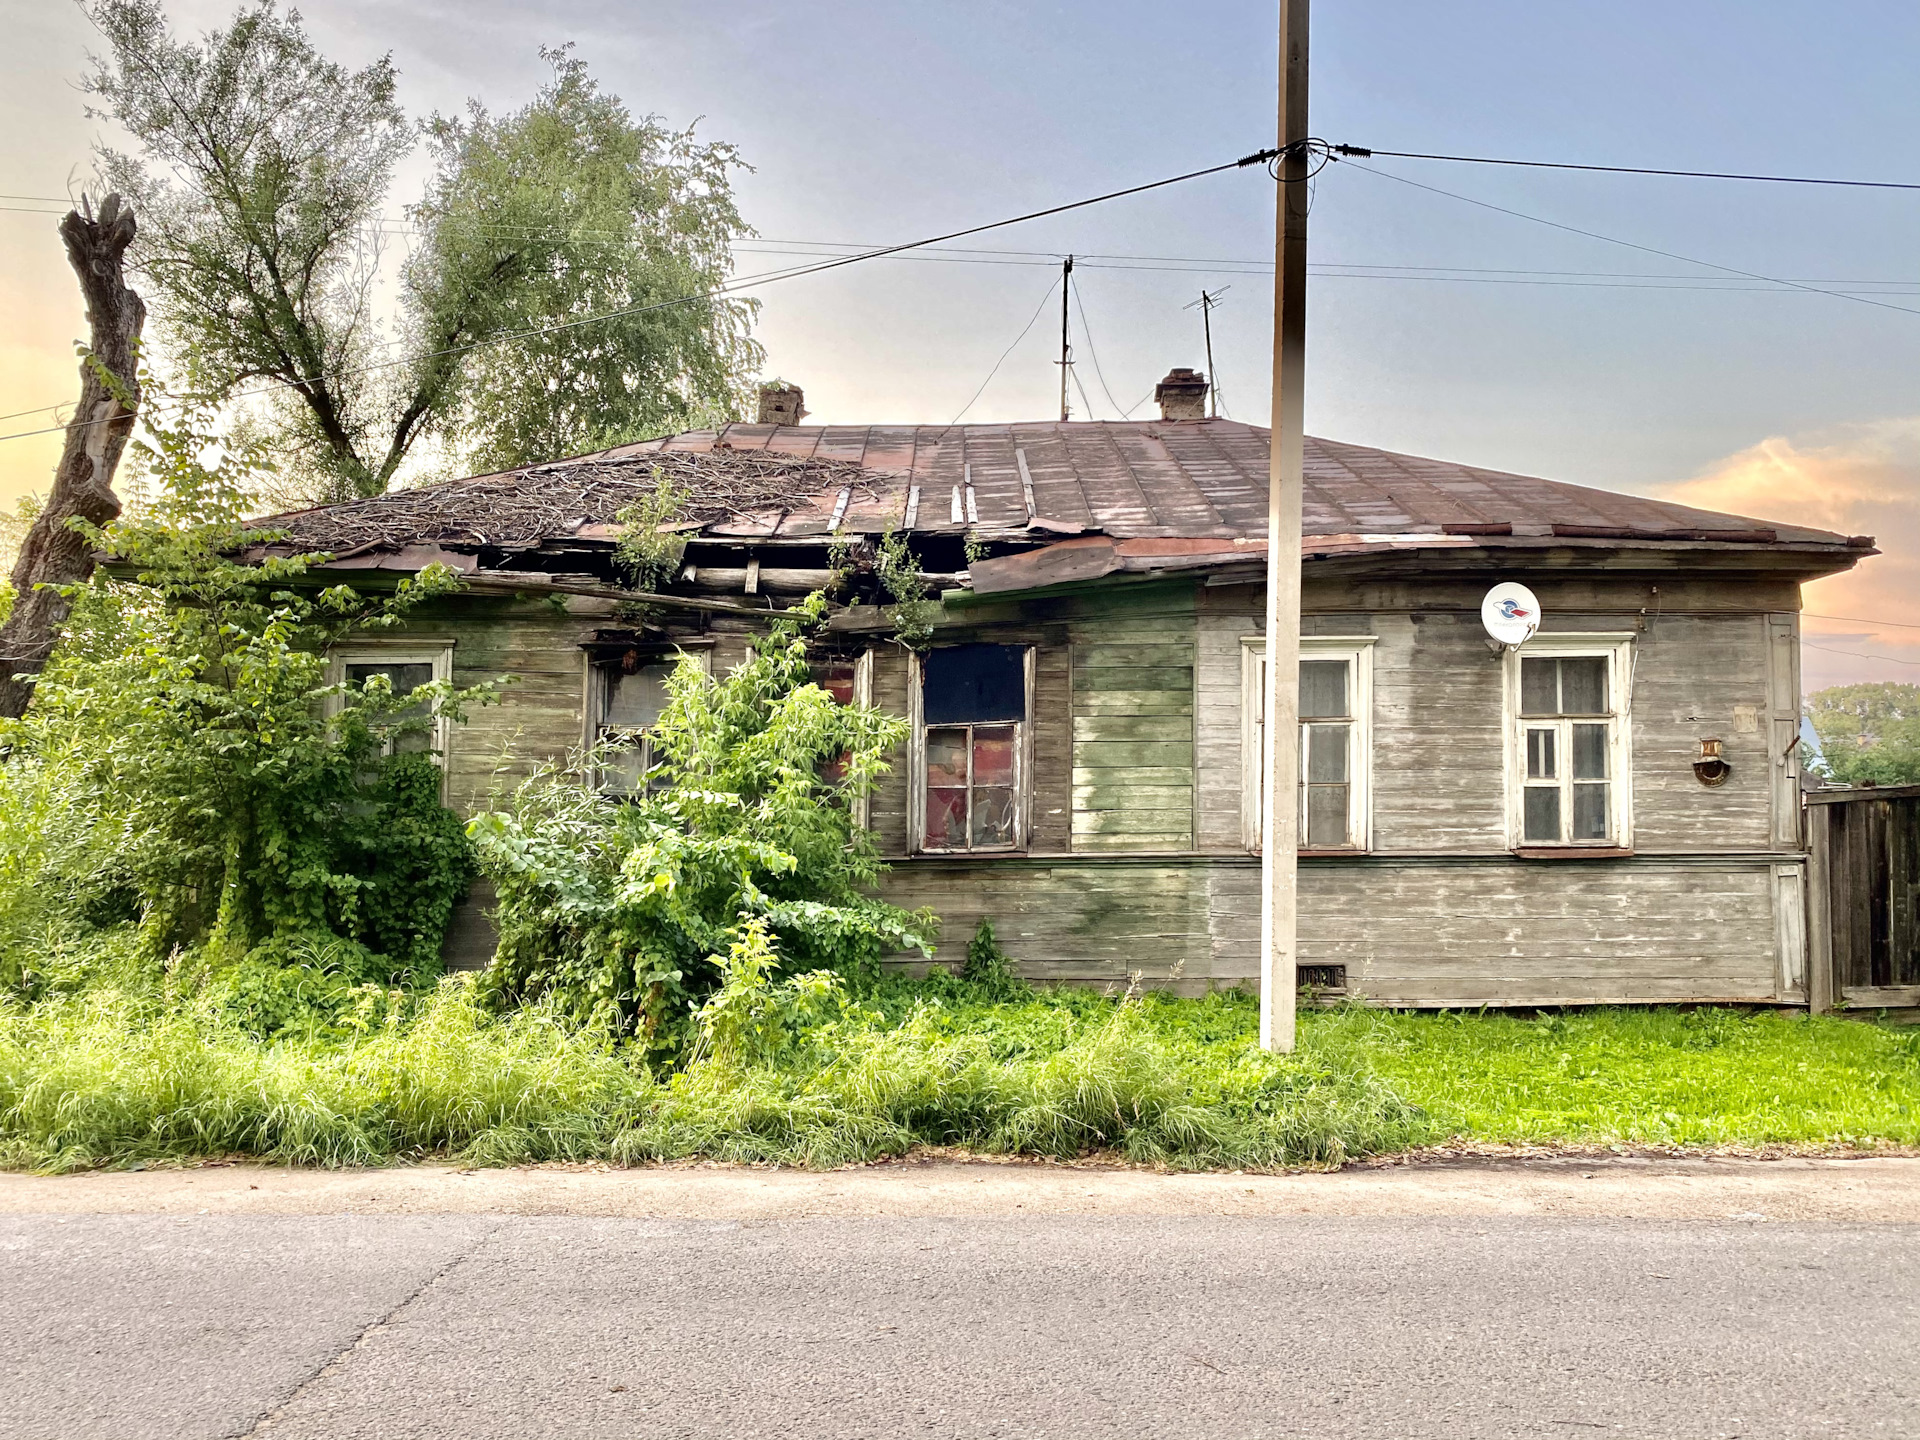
xmin=0 ymin=402 xmax=490 ymax=1015
xmin=468 ymin=592 xmax=937 ymax=1048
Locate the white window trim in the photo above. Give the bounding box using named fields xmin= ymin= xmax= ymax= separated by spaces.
xmin=583 ymin=647 xmax=712 ymax=794
xmin=908 ymin=645 xmax=1035 ymax=855
xmin=325 ymin=640 xmax=456 ymax=773
xmin=1242 ymin=635 xmax=1375 ymax=853
xmin=1503 ymin=632 xmax=1636 ymax=851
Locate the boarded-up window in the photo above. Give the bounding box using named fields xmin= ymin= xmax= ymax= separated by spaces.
xmin=1243 ymin=636 xmax=1374 ymax=851
xmin=1507 ymin=638 xmax=1633 ymax=849
xmin=917 ymin=644 xmax=1029 ymax=852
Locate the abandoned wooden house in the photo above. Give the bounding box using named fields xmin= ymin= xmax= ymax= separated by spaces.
xmin=257 ymin=374 xmax=1876 ymax=1007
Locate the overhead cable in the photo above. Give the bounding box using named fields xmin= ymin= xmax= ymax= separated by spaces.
xmin=1331 ymin=145 xmax=1920 ymax=193
xmin=0 ymin=144 xmax=1282 ymax=446
xmin=1337 ymin=159 xmax=1920 ymax=320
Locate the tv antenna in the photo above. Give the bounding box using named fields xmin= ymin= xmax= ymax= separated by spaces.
xmin=1185 ymin=286 xmax=1230 ymax=417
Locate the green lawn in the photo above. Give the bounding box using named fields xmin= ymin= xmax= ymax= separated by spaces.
xmin=2 ymin=974 xmax=1916 ymax=1172
xmin=1300 ymin=1003 xmax=1920 ymax=1150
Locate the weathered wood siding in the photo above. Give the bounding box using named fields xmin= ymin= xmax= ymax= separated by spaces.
xmin=876 ymin=854 xmax=1784 ymax=1004
xmin=399 ymin=565 xmax=1809 ymax=1004
xmin=1070 ymin=589 xmax=1196 ymax=852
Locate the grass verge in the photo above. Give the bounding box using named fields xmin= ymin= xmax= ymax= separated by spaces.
xmin=1 ymin=976 xmax=1915 ymax=1172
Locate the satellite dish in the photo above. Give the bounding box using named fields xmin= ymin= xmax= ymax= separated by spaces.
xmin=1481 ymin=581 xmax=1541 ymax=647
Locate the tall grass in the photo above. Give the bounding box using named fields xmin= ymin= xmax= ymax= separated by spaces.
xmin=3 ymin=976 xmax=1914 ymax=1172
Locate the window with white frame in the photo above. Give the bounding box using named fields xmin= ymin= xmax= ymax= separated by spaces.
xmin=1505 ymin=635 xmax=1634 ymax=848
xmin=588 ymin=648 xmax=706 ymax=795
xmin=326 ymin=643 xmax=454 ymax=765
xmin=913 ymin=643 xmax=1032 ymax=852
xmin=1241 ymin=636 xmax=1374 ymax=851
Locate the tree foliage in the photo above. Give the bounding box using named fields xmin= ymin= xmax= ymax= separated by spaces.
xmin=1805 ymin=682 xmax=1920 ymax=786
xmin=468 ymin=595 xmax=935 ymax=1046
xmin=85 ymin=3 xmax=761 ymax=500
xmin=0 ymin=397 xmax=491 ymax=1002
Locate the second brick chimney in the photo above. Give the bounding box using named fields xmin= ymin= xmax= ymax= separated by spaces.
xmin=756 ymin=381 xmax=806 ymax=426
xmin=1154 ymin=368 xmax=1209 ymax=421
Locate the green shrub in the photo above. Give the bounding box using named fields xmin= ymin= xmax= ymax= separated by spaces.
xmin=470 ymin=593 xmax=934 ymax=1042
xmin=0 ymin=398 xmax=489 ymax=1007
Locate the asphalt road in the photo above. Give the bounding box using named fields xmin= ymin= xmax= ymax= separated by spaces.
xmin=3 ymin=1211 xmax=1917 ymax=1440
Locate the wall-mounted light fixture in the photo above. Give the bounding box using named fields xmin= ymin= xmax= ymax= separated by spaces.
xmin=1693 ymin=737 xmax=1731 ymax=787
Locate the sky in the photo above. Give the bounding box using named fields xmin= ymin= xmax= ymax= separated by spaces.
xmin=3 ymin=0 xmax=1919 ymax=690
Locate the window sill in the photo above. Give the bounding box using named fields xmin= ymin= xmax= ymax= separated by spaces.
xmin=1298 ymin=848 xmax=1370 ymax=859
xmin=1511 ymin=846 xmax=1635 ymax=860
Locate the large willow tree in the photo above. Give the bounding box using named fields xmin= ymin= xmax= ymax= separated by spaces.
xmin=86 ymin=2 xmax=762 ymax=500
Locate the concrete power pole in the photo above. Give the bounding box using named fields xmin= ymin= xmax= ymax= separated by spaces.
xmin=1259 ymin=0 xmax=1309 ymax=1052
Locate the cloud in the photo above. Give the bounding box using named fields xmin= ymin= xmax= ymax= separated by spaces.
xmin=1659 ymin=419 xmax=1920 ymax=694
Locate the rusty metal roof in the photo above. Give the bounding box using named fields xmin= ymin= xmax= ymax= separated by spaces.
xmin=260 ymin=419 xmax=1871 ymax=563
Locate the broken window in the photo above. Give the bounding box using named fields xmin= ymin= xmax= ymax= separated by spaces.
xmin=1508 ymin=640 xmax=1632 ymax=848
xmin=812 ymin=652 xmax=874 ymax=828
xmin=1242 ymin=637 xmax=1374 ymax=851
xmin=327 ymin=645 xmax=453 ymax=767
xmin=917 ymin=644 xmax=1028 ymax=852
xmin=592 ymin=651 xmax=681 ymax=795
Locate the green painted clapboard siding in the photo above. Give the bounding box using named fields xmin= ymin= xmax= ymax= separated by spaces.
xmin=1070 ymin=596 xmax=1196 ymax=852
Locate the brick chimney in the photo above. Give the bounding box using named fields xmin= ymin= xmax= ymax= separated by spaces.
xmin=756 ymin=381 xmax=806 ymax=426
xmin=1154 ymin=367 xmax=1209 ymax=421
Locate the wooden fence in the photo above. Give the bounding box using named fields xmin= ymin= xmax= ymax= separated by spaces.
xmin=1805 ymin=783 xmax=1920 ymax=1011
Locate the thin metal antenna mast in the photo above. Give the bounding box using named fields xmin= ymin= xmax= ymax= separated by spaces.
xmin=1058 ymin=255 xmax=1075 ymax=421
xmin=1186 ymin=287 xmax=1231 ymax=417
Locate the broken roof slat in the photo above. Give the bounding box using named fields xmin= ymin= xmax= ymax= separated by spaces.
xmin=256 ymin=419 xmax=1864 ymax=560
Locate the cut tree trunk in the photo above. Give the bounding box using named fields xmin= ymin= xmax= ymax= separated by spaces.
xmin=0 ymin=195 xmax=145 ymax=720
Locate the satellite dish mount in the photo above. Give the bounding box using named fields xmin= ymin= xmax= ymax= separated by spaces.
xmin=1480 ymin=581 xmax=1542 ymax=652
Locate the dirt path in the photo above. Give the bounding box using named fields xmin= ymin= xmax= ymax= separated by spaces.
xmin=5 ymin=1153 xmax=1919 ymax=1221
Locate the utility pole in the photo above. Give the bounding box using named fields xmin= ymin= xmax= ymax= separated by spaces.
xmin=1058 ymin=255 xmax=1074 ymax=421
xmin=1259 ymin=0 xmax=1308 ymax=1052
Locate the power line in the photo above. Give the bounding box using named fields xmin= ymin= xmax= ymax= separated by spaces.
xmin=1338 ymin=158 xmax=1920 ymax=320
xmin=1802 ymin=639 xmax=1920 ymax=668
xmin=0 ymin=144 xmax=1282 ymax=446
xmin=950 ymin=274 xmax=1063 ymax=425
xmin=1806 ymin=613 xmax=1920 ymax=631
xmin=1068 ymin=273 xmax=1129 ymax=418
xmin=1332 ymin=145 xmax=1920 ymax=194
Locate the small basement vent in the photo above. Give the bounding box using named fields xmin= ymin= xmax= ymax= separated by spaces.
xmin=1297 ymin=964 xmax=1346 ymax=992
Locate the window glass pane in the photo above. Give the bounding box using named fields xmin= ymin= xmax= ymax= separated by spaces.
xmin=1526 ymin=727 xmax=1557 ymax=780
xmin=1520 ymin=657 xmax=1559 ymax=715
xmin=600 ymin=738 xmax=649 ymax=795
xmin=1523 ymin=786 xmax=1561 ymax=842
xmin=603 ymin=662 xmax=674 ymax=727
xmin=925 ymin=727 xmax=969 ymax=787
xmin=1572 ymin=723 xmax=1609 ymax=780
xmin=1298 ymin=659 xmax=1349 ymax=719
xmin=347 ymin=661 xmax=434 ymax=698
xmin=815 ymin=661 xmax=857 ymax=706
xmin=1305 ymin=723 xmax=1349 ymax=783
xmin=1306 ymin=785 xmax=1349 ymax=847
xmin=1573 ymin=782 xmax=1610 ymax=840
xmin=972 ymin=725 xmax=1016 ymax=786
xmin=1559 ymin=656 xmax=1608 ymax=715
xmin=971 ymin=787 xmax=1017 ymax=847
xmin=925 ymin=788 xmax=967 ymax=848
xmin=923 ymin=644 xmax=1025 ymax=724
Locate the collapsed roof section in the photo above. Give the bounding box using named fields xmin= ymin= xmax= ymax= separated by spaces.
xmin=250 ymin=419 xmax=1875 ymax=601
